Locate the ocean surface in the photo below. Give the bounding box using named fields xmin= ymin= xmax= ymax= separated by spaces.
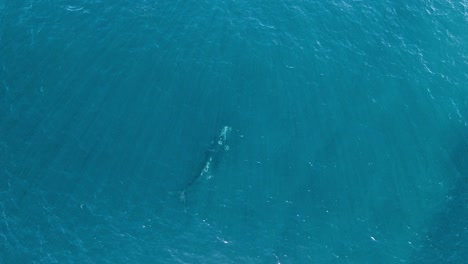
xmin=1 ymin=0 xmax=467 ymax=263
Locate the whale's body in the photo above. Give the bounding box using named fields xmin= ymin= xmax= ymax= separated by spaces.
xmin=180 ymin=126 xmax=232 ymax=204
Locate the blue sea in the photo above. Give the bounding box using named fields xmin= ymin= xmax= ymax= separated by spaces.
xmin=1 ymin=0 xmax=467 ymax=263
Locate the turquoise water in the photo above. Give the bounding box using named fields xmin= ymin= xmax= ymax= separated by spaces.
xmin=1 ymin=0 xmax=467 ymax=263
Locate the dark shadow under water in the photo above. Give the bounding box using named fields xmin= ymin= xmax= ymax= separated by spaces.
xmin=180 ymin=126 xmax=231 ymax=206
xmin=413 ymin=127 xmax=468 ymax=263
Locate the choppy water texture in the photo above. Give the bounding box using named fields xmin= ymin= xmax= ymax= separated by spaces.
xmin=1 ymin=0 xmax=467 ymax=263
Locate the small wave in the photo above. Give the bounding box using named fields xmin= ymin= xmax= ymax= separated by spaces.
xmin=65 ymin=5 xmax=84 ymax=12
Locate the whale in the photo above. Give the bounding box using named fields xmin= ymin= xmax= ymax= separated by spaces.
xmin=180 ymin=126 xmax=232 ymax=204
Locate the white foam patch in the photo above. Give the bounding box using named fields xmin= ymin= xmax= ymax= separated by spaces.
xmin=218 ymin=126 xmax=232 ymax=145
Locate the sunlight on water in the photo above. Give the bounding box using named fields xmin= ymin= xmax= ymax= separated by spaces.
xmin=0 ymin=0 xmax=467 ymax=263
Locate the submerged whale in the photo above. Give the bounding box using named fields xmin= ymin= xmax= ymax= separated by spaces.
xmin=180 ymin=126 xmax=232 ymax=204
